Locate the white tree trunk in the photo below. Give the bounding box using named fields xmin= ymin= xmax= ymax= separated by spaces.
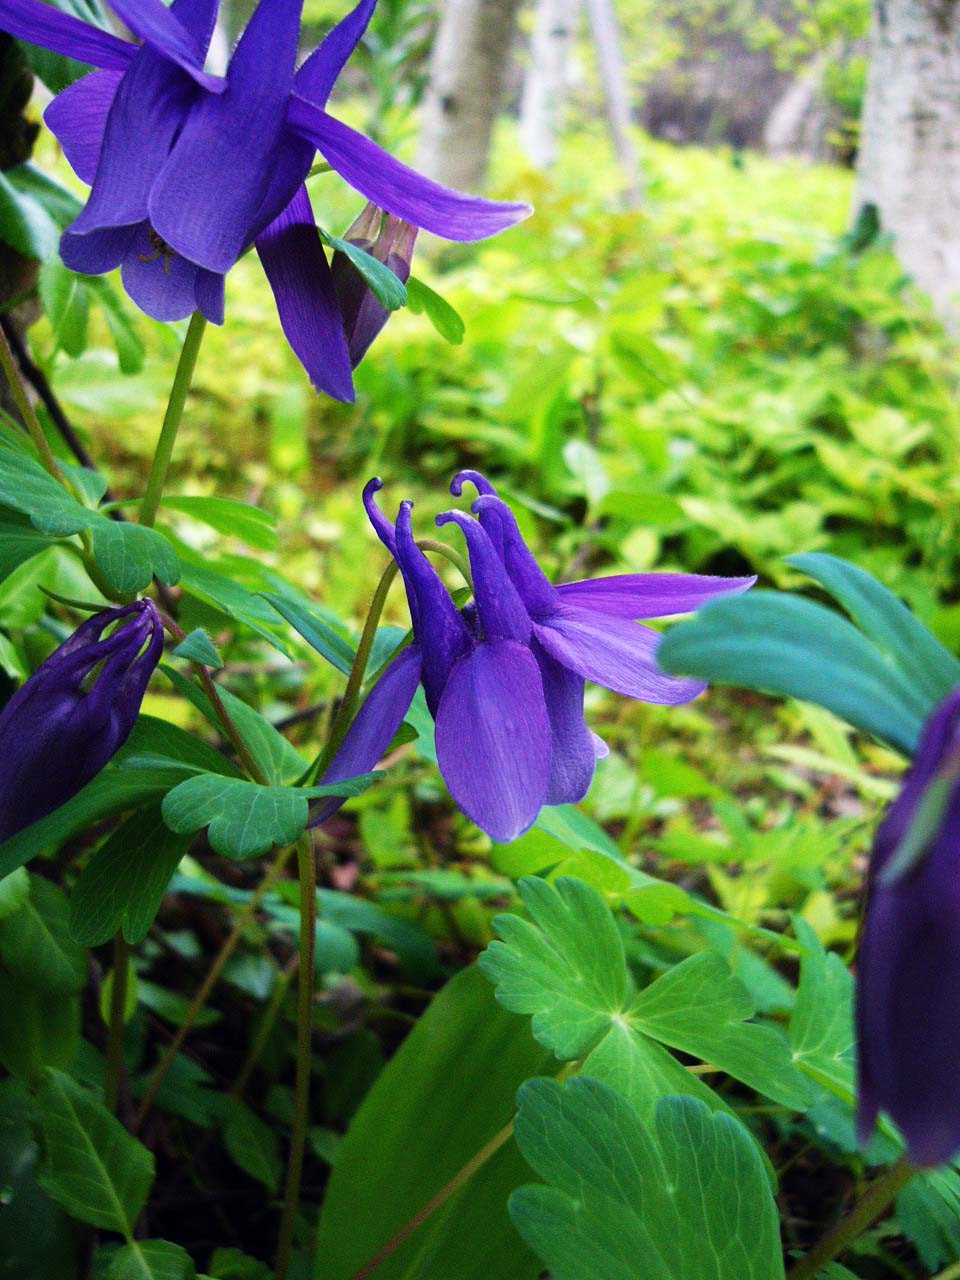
xmin=583 ymin=0 xmax=643 ymax=202
xmin=855 ymin=0 xmax=960 ymax=319
xmin=520 ymin=0 xmax=580 ymax=169
xmin=763 ymin=52 xmax=828 ymax=160
xmin=417 ymin=0 xmax=526 ymax=192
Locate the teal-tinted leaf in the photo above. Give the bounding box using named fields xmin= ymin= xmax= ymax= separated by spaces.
xmin=791 ymin=551 xmax=960 ymax=713
xmin=657 ymin=590 xmax=925 ymax=755
xmin=324 ymin=231 xmax=407 ymax=310
xmin=175 ymin=558 xmax=291 ymax=656
xmin=160 ymin=665 xmax=306 ymax=784
xmin=511 ymin=1080 xmax=784 ymax=1280
xmin=70 ymin=807 xmax=193 ymax=947
xmin=90 ymin=519 xmax=180 ymax=592
xmin=0 ymin=506 xmax=62 ymax=581
xmin=35 ymin=1068 xmax=154 ymax=1236
xmin=107 ymin=1239 xmax=196 ymax=1280
xmin=62 ymin=461 xmax=108 ymax=508
xmin=628 ymin=950 xmax=809 ymax=1109
xmin=0 ymin=875 xmax=87 ymax=993
xmin=116 ymin=714 xmax=241 ymax=779
xmin=6 ymin=163 xmax=84 ymax=229
xmin=172 ymin=628 xmax=223 ymax=669
xmin=789 ymin=918 xmax=855 ymax=1098
xmin=0 ymin=168 xmax=59 ymax=259
xmin=263 ymin=592 xmax=355 ymax=675
xmin=163 ymin=497 xmax=278 ymax=552
xmin=406 ymin=276 xmax=465 ymax=344
xmin=39 ymin=257 xmax=89 ymax=357
xmin=0 ymin=443 xmax=92 ymax=536
xmin=479 ymin=877 xmax=628 ymax=1059
xmin=222 ymin=1100 xmax=282 ymax=1193
xmin=162 ymin=772 xmax=378 ymax=860
xmin=0 ymin=866 xmax=29 ymax=918
xmin=897 ymin=1169 xmax=960 ymax=1271
xmin=314 ymin=966 xmax=553 ymax=1280
xmin=316 ymin=889 xmax=439 ymax=980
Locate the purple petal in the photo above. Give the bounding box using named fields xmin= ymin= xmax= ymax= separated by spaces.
xmin=363 ymin=477 xmax=398 ymax=557
xmin=532 ymin=637 xmax=596 ymax=806
xmin=395 ymin=501 xmax=472 ymax=714
xmin=44 ymin=69 xmax=122 ymax=185
xmin=535 ymin=605 xmax=707 ymax=704
xmin=194 ymin=269 xmax=225 ymax=324
xmin=249 ymin=131 xmax=314 ymax=241
xmin=435 ymin=639 xmax=551 ymax=842
xmin=256 ymin=184 xmax=354 ymax=401
xmin=150 ymin=0 xmax=303 ymax=273
xmin=472 ymin=494 xmax=560 ymax=616
xmin=557 ymin=572 xmax=757 ymax=620
xmin=450 ymin=470 xmax=498 ymax=498
xmin=286 ymin=96 xmax=533 ymax=241
xmin=60 ymin=224 xmax=135 ymax=274
xmin=0 ymin=0 xmax=134 ymax=70
xmin=107 ymin=0 xmax=224 ymax=90
xmin=167 ymin=0 xmax=221 ymax=52
xmin=309 ymin=644 xmax=422 ymax=828
xmin=68 ymin=44 xmax=197 ymax=235
xmin=435 ymin=509 xmax=530 ymax=643
xmin=120 ymin=224 xmax=205 ymax=321
xmin=294 ymin=0 xmax=377 ymax=108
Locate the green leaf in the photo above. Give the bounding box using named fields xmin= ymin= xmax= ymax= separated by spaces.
xmin=314 ymin=966 xmax=553 ymax=1280
xmin=324 ymin=232 xmax=407 ymax=310
xmin=106 ymin=1240 xmax=196 ymax=1280
xmin=316 ymin=889 xmax=439 ymax=981
xmin=0 ymin=875 xmax=87 ymax=993
xmin=511 ymin=1081 xmax=785 ymax=1280
xmin=789 ymin=918 xmax=855 ymax=1099
xmin=406 ymin=277 xmax=465 ymax=344
xmin=84 ymin=277 xmax=146 ymax=374
xmin=7 ymin=162 xmax=84 ymax=229
xmin=263 ymin=593 xmax=356 ymax=675
xmin=0 ymin=506 xmax=62 ymax=582
xmin=657 ymin=590 xmax=926 ymax=755
xmin=0 ymin=443 xmax=92 ymax=536
xmin=90 ymin=519 xmax=181 ymax=593
xmin=175 ymin=557 xmax=292 ymax=656
xmin=162 ymin=497 xmax=278 ymax=553
xmin=0 ymin=168 xmax=59 ymax=259
xmin=162 ymin=773 xmax=379 ymax=860
xmin=35 ymin=1068 xmax=154 ymax=1237
xmin=222 ymin=1099 xmax=283 ymax=1192
xmin=789 ymin=552 xmax=960 ymax=712
xmin=0 ymin=866 xmax=29 ymax=918
xmin=70 ymin=807 xmax=193 ymax=947
xmin=116 ymin=714 xmax=241 ymax=779
xmin=479 ymin=877 xmax=628 ymax=1059
xmin=39 ymin=257 xmax=89 ymax=358
xmin=897 ymin=1169 xmax=960 ymax=1271
xmin=0 ymin=973 xmax=80 ymax=1079
xmin=172 ymin=628 xmax=223 ymax=669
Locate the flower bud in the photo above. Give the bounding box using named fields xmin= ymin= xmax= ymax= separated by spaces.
xmin=0 ymin=600 xmax=163 ymax=843
xmin=332 ymin=202 xmax=418 ymax=366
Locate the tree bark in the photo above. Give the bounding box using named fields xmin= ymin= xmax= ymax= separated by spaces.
xmin=855 ymin=0 xmax=960 ymax=319
xmin=583 ymin=0 xmax=643 ymax=202
xmin=520 ymin=0 xmax=580 ymax=169
xmin=416 ymin=0 xmax=526 ymax=192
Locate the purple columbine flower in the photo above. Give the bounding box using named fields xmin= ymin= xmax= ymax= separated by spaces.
xmin=346 ymin=472 xmax=754 ymax=842
xmin=856 ymin=685 xmax=960 ymax=1168
xmin=1 ymin=0 xmax=531 ymax=399
xmin=0 ymin=600 xmax=163 ymax=844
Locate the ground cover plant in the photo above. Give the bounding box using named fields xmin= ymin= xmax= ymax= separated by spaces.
xmin=3 ymin=1 xmax=960 ymax=1278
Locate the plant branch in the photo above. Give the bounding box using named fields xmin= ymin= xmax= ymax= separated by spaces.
xmin=274 ymin=835 xmax=317 ymax=1280
xmin=0 ymin=314 xmax=69 ymax=482
xmin=104 ymin=934 xmax=129 ymax=1115
xmin=786 ymin=1155 xmax=915 ymax=1280
xmin=138 ymin=311 xmax=206 ymax=529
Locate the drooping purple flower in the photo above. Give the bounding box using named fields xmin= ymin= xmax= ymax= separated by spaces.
xmin=347 ymin=473 xmax=754 ymax=842
xmin=331 ymin=202 xmax=418 ymax=367
xmin=2 ymin=0 xmax=531 ymax=398
xmin=0 ymin=600 xmax=163 ymax=844
xmin=856 ymin=686 xmax=960 ymax=1168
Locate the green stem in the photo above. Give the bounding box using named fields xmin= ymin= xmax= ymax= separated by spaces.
xmin=133 ymin=844 xmax=294 ymax=1130
xmin=104 ymin=934 xmax=129 ymax=1115
xmin=138 ymin=312 xmax=207 ymax=529
xmin=0 ymin=319 xmax=68 ymax=482
xmin=309 ymin=561 xmax=400 ymax=782
xmin=785 ymin=1155 xmax=915 ymax=1280
xmin=416 ymin=538 xmax=473 ymax=590
xmin=274 ymin=836 xmax=317 ymax=1280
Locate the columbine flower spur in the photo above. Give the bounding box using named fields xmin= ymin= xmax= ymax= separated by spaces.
xmin=321 ymin=473 xmax=755 ymax=842
xmin=0 ymin=600 xmax=163 ymax=844
xmin=1 ymin=0 xmax=531 ymax=398
xmin=856 ymin=685 xmax=960 ymax=1168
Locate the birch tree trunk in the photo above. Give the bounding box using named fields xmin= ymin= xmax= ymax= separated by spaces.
xmin=583 ymin=0 xmax=643 ymax=202
xmin=855 ymin=0 xmax=960 ymax=319
xmin=417 ymin=0 xmax=526 ymax=192
xmin=521 ymin=0 xmax=580 ymax=169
